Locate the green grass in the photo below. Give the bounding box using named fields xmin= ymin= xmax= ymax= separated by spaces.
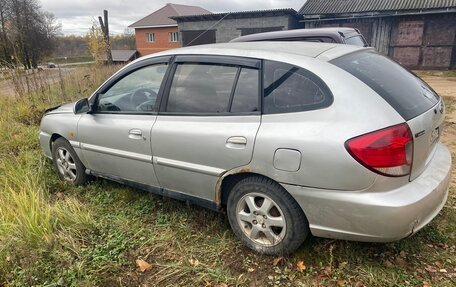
xmin=0 ymin=66 xmax=455 ymax=286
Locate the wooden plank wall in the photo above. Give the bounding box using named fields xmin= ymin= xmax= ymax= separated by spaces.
xmin=304 ymin=18 xmax=393 ymax=55
xmin=304 ymin=13 xmax=456 ymax=69
xmin=371 ymin=17 xmax=394 ymax=56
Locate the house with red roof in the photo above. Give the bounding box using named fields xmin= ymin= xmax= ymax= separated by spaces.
xmin=128 ymin=3 xmax=211 ymax=56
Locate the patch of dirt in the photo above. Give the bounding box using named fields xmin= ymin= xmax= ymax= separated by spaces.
xmin=422 ymin=76 xmax=456 ymax=128
xmin=421 ymin=76 xmax=456 ymax=145
xmin=421 ymin=76 xmax=456 ymax=99
xmin=422 ymin=75 xmax=456 ymax=188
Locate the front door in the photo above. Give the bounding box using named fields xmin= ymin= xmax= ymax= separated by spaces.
xmin=78 ymin=60 xmax=170 ymax=186
xmin=152 ymin=56 xmax=262 ymax=201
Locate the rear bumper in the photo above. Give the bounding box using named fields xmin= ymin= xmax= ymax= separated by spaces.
xmin=283 ymin=143 xmax=451 ymax=242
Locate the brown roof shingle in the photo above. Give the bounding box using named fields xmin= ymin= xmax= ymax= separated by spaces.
xmin=129 ymin=3 xmax=211 ymax=28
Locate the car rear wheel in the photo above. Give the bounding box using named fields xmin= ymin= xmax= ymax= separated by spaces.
xmin=52 ymin=137 xmax=89 ymax=185
xmin=227 ymin=176 xmax=309 ymax=255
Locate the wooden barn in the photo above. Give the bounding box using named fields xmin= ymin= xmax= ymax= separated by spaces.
xmin=299 ymin=0 xmax=456 ymax=69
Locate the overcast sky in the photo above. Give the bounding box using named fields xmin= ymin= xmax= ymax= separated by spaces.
xmin=40 ymin=0 xmax=306 ymax=35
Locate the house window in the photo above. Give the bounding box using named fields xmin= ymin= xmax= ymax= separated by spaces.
xmin=169 ymin=32 xmax=178 ymax=42
xmin=146 ymin=33 xmax=155 ymax=42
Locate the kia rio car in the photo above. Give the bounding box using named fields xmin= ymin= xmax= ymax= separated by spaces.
xmin=39 ymin=42 xmax=451 ymax=255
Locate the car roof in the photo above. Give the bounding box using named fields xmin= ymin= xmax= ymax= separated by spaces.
xmin=230 ymin=27 xmax=360 ymax=42
xmin=144 ymin=41 xmax=368 ymax=62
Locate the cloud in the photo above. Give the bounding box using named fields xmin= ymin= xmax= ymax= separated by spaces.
xmin=40 ymin=0 xmax=306 ymax=35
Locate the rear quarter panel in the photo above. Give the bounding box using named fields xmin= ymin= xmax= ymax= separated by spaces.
xmin=250 ymin=57 xmax=405 ymax=190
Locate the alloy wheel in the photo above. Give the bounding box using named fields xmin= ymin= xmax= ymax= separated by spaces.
xmin=55 ymin=147 xmax=77 ymax=182
xmin=236 ymin=192 xmax=286 ymax=246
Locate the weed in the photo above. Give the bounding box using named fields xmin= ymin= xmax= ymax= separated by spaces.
xmin=0 ymin=66 xmax=455 ymax=286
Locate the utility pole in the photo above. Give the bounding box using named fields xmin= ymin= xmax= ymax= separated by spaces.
xmin=98 ymin=10 xmax=113 ymax=64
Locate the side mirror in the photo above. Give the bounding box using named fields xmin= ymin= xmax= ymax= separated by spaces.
xmin=74 ymin=98 xmax=91 ymax=114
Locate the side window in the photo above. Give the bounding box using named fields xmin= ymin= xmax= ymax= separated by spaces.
xmin=97 ymin=64 xmax=167 ymax=113
xmin=230 ymin=68 xmax=259 ymax=113
xmin=166 ymin=63 xmax=238 ymax=113
xmin=263 ymin=60 xmax=332 ymax=114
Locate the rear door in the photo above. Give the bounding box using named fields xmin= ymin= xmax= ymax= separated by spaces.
xmin=151 ymin=55 xmax=261 ymax=201
xmin=331 ymin=51 xmax=442 ymax=180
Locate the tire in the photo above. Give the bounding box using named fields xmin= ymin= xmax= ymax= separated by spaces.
xmin=227 ymin=176 xmax=309 ymax=255
xmin=52 ymin=137 xmax=89 ymax=185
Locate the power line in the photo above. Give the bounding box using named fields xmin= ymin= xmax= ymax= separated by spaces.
xmin=184 ymin=13 xmax=231 ymax=46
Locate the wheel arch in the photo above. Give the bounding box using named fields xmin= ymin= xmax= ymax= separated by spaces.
xmin=216 ymin=168 xmax=287 ymax=209
xmin=221 ymin=169 xmax=311 ymax=255
xmin=49 ymin=133 xmax=64 ymax=151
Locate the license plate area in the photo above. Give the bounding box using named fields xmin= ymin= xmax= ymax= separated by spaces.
xmin=430 ymin=126 xmax=440 ymax=144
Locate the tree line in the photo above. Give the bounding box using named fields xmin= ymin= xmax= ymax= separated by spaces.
xmin=0 ymin=0 xmax=61 ymax=69
xmin=0 ymin=0 xmax=136 ymax=68
xmin=52 ymin=33 xmax=135 ymax=58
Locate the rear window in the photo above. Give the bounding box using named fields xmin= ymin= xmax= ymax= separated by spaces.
xmin=331 ymin=51 xmax=439 ymax=120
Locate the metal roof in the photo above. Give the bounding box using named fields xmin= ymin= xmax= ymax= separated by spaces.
xmin=129 ymin=3 xmax=211 ymax=28
xmin=108 ymin=50 xmax=137 ymax=62
xmin=170 ymin=8 xmax=299 ymax=22
xmin=299 ymin=0 xmax=456 ymax=15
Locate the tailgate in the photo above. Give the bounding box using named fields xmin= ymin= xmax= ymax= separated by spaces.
xmin=330 ymin=51 xmax=443 ymax=180
xmin=407 ymin=100 xmax=445 ymax=180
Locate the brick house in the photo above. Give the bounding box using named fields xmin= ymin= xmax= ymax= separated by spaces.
xmin=128 ymin=3 xmax=210 ymax=56
xmin=299 ymin=0 xmax=456 ymax=69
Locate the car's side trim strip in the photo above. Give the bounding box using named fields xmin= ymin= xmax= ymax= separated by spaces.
xmin=153 ymin=156 xmax=224 ymax=176
xmin=89 ymin=170 xmax=219 ymax=211
xmin=81 ymin=143 xmax=152 ymax=163
xmin=69 ymin=140 xmax=80 ymax=148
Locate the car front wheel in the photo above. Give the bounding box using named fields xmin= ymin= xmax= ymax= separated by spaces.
xmin=52 ymin=137 xmax=89 ymax=185
xmin=227 ymin=176 xmax=309 ymax=255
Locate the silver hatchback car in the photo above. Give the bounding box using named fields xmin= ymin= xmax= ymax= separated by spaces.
xmin=39 ymin=42 xmax=451 ymax=255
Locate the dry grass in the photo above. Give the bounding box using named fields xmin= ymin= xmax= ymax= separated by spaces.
xmin=0 ymin=67 xmax=455 ymax=286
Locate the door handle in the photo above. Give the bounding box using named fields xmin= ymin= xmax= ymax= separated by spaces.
xmin=226 ymin=136 xmax=247 ymax=149
xmin=129 ymin=129 xmax=144 ymax=140
xmin=129 ymin=129 xmax=142 ymax=136
xmin=227 ymin=136 xmax=247 ymax=145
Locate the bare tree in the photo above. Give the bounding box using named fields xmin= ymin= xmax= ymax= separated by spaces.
xmin=1 ymin=0 xmax=60 ymax=68
xmin=0 ymin=0 xmax=11 ymax=65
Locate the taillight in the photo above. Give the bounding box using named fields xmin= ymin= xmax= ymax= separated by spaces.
xmin=345 ymin=123 xmax=413 ymax=177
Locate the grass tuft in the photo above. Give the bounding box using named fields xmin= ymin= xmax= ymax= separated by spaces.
xmin=0 ymin=66 xmax=454 ymax=286
xmin=0 ymin=153 xmax=93 ymax=251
